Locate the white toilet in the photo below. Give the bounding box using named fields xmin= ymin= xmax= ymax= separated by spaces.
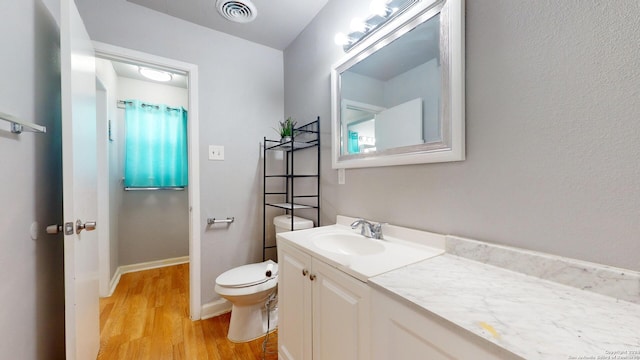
xmin=215 ymin=215 xmax=314 ymax=342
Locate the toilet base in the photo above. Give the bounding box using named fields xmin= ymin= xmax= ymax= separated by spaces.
xmin=227 ymin=301 xmax=278 ymax=343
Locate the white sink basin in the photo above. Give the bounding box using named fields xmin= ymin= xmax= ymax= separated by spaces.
xmin=312 ymin=233 xmax=385 ymax=255
xmin=276 ymin=219 xmax=445 ymax=282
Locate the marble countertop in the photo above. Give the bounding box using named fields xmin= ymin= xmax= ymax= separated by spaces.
xmin=370 ymin=254 xmax=640 ymax=359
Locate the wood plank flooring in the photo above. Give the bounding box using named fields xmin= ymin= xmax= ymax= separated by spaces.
xmin=98 ymin=264 xmax=278 ymax=360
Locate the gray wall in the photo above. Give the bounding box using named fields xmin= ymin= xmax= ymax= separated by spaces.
xmin=284 ymin=0 xmax=640 ymax=272
xmin=116 ymin=77 xmax=189 ymax=266
xmin=343 ymin=59 xmax=441 ymax=143
xmin=384 ymin=60 xmax=440 ymax=142
xmin=0 ymin=0 xmax=65 ymax=358
xmin=76 ymin=0 xmax=284 ymax=305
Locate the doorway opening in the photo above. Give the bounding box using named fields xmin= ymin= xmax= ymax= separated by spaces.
xmin=93 ymin=42 xmax=202 ymax=320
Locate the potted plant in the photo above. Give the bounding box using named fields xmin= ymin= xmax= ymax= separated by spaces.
xmin=276 ymin=117 xmax=297 ymax=143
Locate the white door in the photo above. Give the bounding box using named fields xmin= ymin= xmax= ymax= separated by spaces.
xmin=60 ymin=0 xmax=100 ymax=359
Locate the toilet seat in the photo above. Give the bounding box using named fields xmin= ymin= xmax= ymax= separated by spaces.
xmin=216 ymin=260 xmax=279 ymax=288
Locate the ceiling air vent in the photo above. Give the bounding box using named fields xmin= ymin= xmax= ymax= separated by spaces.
xmin=216 ymin=0 xmax=258 ymax=23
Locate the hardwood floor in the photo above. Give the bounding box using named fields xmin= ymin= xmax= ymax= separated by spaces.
xmin=98 ymin=264 xmax=278 ymax=359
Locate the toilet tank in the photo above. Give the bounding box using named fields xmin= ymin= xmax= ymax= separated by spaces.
xmin=273 ymin=215 xmax=314 ymax=233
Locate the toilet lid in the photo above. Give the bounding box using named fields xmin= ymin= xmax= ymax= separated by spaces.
xmin=216 ymin=260 xmax=278 ymax=288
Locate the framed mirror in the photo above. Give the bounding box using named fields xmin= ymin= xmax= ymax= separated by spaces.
xmin=331 ymin=0 xmax=465 ymax=168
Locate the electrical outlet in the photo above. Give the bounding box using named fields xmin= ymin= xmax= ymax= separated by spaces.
xmin=208 ymin=145 xmax=224 ymax=161
xmin=338 ymin=168 xmax=345 ymax=185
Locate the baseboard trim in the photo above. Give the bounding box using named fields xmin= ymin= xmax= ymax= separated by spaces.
xmin=201 ymin=299 xmax=232 ymax=320
xmin=107 ymin=256 xmax=190 ymax=297
xmin=108 ymin=271 xmax=121 ymax=297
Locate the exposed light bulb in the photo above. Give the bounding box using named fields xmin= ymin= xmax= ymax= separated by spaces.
xmin=334 ymin=32 xmax=351 ymax=46
xmin=369 ymin=0 xmax=391 ymax=17
xmin=350 ymin=17 xmax=367 ymax=33
xmin=139 ymin=67 xmax=172 ymax=82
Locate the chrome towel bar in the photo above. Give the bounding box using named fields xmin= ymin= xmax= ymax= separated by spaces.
xmin=0 ymin=111 xmax=46 ymax=134
xmin=207 ymin=217 xmax=235 ymax=225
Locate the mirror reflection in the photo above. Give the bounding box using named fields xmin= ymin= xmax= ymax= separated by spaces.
xmin=340 ymin=14 xmax=440 ymax=156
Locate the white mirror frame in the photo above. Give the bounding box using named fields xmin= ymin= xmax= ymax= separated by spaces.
xmin=331 ymin=0 xmax=465 ymax=169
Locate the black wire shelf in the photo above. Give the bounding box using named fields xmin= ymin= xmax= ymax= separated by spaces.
xmin=263 ymin=117 xmax=321 ymax=261
xmin=266 ymin=203 xmax=319 ymax=210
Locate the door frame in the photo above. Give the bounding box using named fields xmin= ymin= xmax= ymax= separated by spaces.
xmin=93 ymin=41 xmax=203 ymax=320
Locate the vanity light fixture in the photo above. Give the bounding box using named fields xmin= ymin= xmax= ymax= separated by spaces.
xmin=370 ymin=0 xmax=394 ymax=17
xmin=350 ymin=17 xmax=370 ymax=33
xmin=335 ymin=0 xmax=416 ymax=52
xmin=334 ymin=32 xmax=355 ymax=46
xmin=139 ymin=67 xmax=172 ymax=82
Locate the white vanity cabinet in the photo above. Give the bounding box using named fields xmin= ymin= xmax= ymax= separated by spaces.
xmin=278 ymin=242 xmax=312 ymax=360
xmin=278 ymin=242 xmax=371 ymax=360
xmin=370 ymin=288 xmax=520 ymax=360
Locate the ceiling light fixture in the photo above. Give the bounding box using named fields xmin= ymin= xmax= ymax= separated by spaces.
xmin=139 ymin=67 xmax=172 ymax=82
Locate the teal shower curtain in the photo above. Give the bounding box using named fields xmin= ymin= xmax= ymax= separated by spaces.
xmin=124 ymin=100 xmax=188 ymax=188
xmin=348 ymin=130 xmax=360 ymax=154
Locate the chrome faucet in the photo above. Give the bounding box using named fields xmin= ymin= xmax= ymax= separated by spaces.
xmin=350 ymin=219 xmax=384 ymax=240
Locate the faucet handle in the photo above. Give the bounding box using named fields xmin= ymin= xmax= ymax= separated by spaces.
xmin=371 ymin=222 xmax=386 ymax=239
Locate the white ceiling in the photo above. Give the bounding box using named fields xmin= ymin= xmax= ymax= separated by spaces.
xmin=126 ymin=0 xmax=329 ymax=50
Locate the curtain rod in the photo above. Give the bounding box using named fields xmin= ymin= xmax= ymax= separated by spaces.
xmin=124 ymin=186 xmax=185 ymax=191
xmin=117 ymin=100 xmax=181 ymax=111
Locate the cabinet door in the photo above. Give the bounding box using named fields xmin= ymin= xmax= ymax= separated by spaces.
xmin=312 ymin=259 xmax=370 ymax=360
xmin=371 ymin=288 xmax=520 ymax=360
xmin=278 ymin=244 xmax=313 ymax=360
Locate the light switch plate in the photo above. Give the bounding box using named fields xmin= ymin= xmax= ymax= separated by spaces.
xmin=209 ymin=145 xmax=224 ymax=161
xmin=338 ymin=168 xmax=345 ymax=185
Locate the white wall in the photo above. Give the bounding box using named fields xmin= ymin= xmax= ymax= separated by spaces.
xmin=76 ymin=0 xmax=284 ymax=306
xmin=284 ymin=0 xmax=640 ymax=272
xmin=116 ymin=76 xmax=189 ymax=265
xmin=95 ymin=58 xmax=120 ymax=285
xmin=0 ymin=0 xmax=65 ymax=358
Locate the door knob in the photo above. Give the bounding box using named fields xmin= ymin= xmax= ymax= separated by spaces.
xmin=47 ymin=222 xmax=75 ymax=235
xmin=76 ymin=219 xmax=97 ymax=234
